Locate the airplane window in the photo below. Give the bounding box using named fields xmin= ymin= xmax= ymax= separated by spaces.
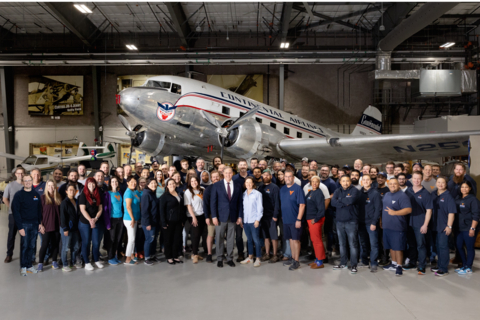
xmin=239 ymin=112 xmax=245 ymax=117
xmin=297 ymin=132 xmax=302 ymax=138
xmin=36 ymin=158 xmax=48 ymax=165
xmin=309 ymin=136 xmax=314 ymax=138
xmin=256 ymin=118 xmax=262 ymax=123
xmin=284 ymin=127 xmax=290 ymax=135
xmin=172 ymin=83 xmax=182 ymax=95
xmin=23 ymin=156 xmax=36 ymax=165
xmin=146 ymin=80 xmax=171 ymax=89
xmin=270 ymin=122 xmax=276 ymax=129
xmin=222 ymin=106 xmax=230 ymax=115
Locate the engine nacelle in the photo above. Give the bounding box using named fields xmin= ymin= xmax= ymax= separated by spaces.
xmin=219 ymin=120 xmax=287 ymax=159
xmin=133 ymin=131 xmax=172 ymax=156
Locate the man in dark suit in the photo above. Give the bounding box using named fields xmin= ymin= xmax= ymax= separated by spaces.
xmin=211 ymin=167 xmax=243 ymax=268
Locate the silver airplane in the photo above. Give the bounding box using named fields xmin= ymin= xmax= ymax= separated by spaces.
xmin=114 ymin=76 xmax=479 ymax=164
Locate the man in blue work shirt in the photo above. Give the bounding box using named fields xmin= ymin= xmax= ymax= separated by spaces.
xmin=381 ymin=178 xmax=412 ymax=276
xmin=233 ymin=159 xmax=249 ymax=187
xmin=331 ymin=175 xmax=361 ymax=273
xmin=258 ymin=169 xmax=280 ymax=263
xmin=448 ymin=162 xmax=477 ymax=198
xmin=280 ymin=170 xmax=305 ymax=271
xmin=403 ymin=171 xmax=433 ymax=275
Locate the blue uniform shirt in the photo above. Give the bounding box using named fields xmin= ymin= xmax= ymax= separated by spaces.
xmin=123 ymin=188 xmax=141 ymax=221
xmin=280 ymin=184 xmax=305 ymax=224
xmin=109 ymin=191 xmax=123 ymax=219
xmin=382 ymin=190 xmax=411 ymax=232
xmin=455 ymin=194 xmax=480 ymax=232
xmin=359 ymin=187 xmax=382 ymax=225
xmin=432 ymin=190 xmax=457 ymax=233
xmin=406 ymin=187 xmax=433 ymax=228
xmin=447 ymin=174 xmax=477 ymax=199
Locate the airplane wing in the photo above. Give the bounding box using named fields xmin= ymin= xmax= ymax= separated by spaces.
xmin=104 ymin=135 xmax=131 ymax=143
xmin=0 ymin=152 xmax=26 ymax=161
xmin=278 ymin=130 xmax=480 ymax=164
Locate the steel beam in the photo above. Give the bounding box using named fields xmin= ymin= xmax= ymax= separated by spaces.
xmin=165 ymin=2 xmax=192 ymax=48
xmin=45 ymin=2 xmax=101 ymax=47
xmin=372 ymin=2 xmax=417 ymax=46
xmin=0 ymin=67 xmax=15 ymax=172
xmin=279 ymin=64 xmax=285 ymax=110
xmin=92 ymin=66 xmax=101 ymax=142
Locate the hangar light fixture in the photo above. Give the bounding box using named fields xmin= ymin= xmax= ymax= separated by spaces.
xmin=440 ymin=42 xmax=455 ymax=48
xmin=74 ymin=4 xmax=92 ymax=14
xmin=280 ymin=42 xmax=289 ymax=49
xmin=126 ymin=44 xmax=138 ymax=50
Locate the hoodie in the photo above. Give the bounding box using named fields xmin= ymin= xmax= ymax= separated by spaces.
xmin=358 ymin=187 xmax=382 ymax=225
xmin=331 ymin=185 xmax=360 ymax=222
xmin=200 ymin=170 xmax=212 ymax=188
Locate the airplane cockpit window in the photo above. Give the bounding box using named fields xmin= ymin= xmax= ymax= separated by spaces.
xmin=145 ymin=81 xmax=171 ymax=90
xmin=36 ymin=158 xmax=48 ymax=165
xmin=23 ymin=156 xmax=36 ymax=165
xmin=172 ymin=83 xmax=182 ymax=95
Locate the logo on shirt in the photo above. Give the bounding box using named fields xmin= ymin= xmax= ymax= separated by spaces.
xmin=196 ymin=194 xmax=203 ymax=200
xmin=440 ymin=198 xmax=445 ymax=202
xmin=114 ymin=195 xmax=121 ymax=201
xmin=33 ymin=196 xmax=39 ymax=201
xmin=308 ymin=196 xmax=311 ymax=200
xmin=418 ymin=195 xmax=422 ymax=199
xmin=460 ymin=203 xmax=465 ymax=208
xmin=366 ymin=198 xmax=370 ymax=203
xmin=430 ymin=186 xmax=435 ymax=189
xmin=392 ymin=200 xmax=396 ymax=204
xmin=266 ymin=189 xmax=270 ymax=193
xmin=290 ymin=191 xmax=294 ymax=195
xmin=346 ymin=193 xmax=351 ymax=198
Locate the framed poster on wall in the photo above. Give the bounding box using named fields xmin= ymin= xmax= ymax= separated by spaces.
xmin=28 ymin=75 xmax=84 ymax=116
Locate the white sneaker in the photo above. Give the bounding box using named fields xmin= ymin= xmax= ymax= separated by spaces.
xmin=21 ymin=267 xmax=27 ymax=276
xmin=27 ymin=267 xmax=38 ymax=274
xmin=95 ymin=261 xmax=104 ymax=269
xmin=85 ymin=263 xmax=95 ymax=271
xmin=240 ymin=257 xmax=252 ymax=264
xmin=254 ymin=259 xmax=261 ymax=267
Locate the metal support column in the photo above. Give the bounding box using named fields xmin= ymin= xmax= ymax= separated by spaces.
xmin=92 ymin=66 xmax=102 ymax=143
xmin=0 ymin=67 xmax=15 ymax=172
xmin=279 ymin=64 xmax=285 ymax=110
xmin=185 ymin=65 xmax=192 ymax=78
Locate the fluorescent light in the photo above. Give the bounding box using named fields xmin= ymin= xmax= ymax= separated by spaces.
xmin=280 ymin=42 xmax=289 ymax=49
xmin=285 ymin=42 xmax=289 ymax=48
xmin=280 ymin=43 xmax=285 ymax=48
xmin=440 ymin=42 xmax=455 ymax=48
xmin=74 ymin=4 xmax=92 ymax=14
xmin=126 ymin=44 xmax=138 ymax=50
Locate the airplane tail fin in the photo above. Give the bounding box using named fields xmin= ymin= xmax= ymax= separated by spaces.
xmin=351 ymin=105 xmax=382 ymax=136
xmin=76 ymin=142 xmax=88 ymax=157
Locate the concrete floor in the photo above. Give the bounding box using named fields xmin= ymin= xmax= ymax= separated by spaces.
xmin=1 ymin=210 xmax=479 ymax=320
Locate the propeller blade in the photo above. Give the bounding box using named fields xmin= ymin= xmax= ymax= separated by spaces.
xmin=200 ymin=110 xmax=221 ymax=128
xmin=228 ymin=106 xmax=260 ymax=131
xmin=118 ymin=114 xmax=133 ymax=132
xmin=128 ymin=141 xmax=133 ymax=165
xmin=220 ymin=136 xmax=225 ymax=162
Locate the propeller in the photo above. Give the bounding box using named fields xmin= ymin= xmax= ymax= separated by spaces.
xmin=200 ymin=106 xmax=260 ymax=161
xmin=118 ymin=114 xmax=143 ymax=165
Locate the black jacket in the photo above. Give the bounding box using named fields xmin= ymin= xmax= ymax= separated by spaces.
xmin=141 ymin=188 xmax=159 ymax=227
xmin=159 ymin=192 xmax=186 ymax=227
xmin=60 ymin=197 xmax=79 ymax=231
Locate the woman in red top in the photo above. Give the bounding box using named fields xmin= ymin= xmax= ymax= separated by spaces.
xmin=37 ymin=179 xmax=62 ymax=272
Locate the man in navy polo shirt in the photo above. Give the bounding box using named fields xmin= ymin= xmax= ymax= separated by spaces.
xmin=280 ymin=170 xmax=305 ymax=271
xmin=382 ymin=178 xmax=412 ymax=276
xmin=403 ymin=171 xmax=433 ymax=274
xmin=233 ymin=159 xmax=249 ymax=187
xmin=331 ymin=175 xmax=361 ymax=273
xmin=447 ymin=162 xmax=477 ymax=199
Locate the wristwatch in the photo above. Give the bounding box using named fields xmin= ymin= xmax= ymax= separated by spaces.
xmin=471 ymin=227 xmax=476 ymax=231
xmin=296 ymin=219 xmax=302 ymax=222
xmin=447 ymin=225 xmax=452 ymax=229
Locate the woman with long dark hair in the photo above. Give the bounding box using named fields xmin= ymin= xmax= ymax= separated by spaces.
xmin=141 ymin=178 xmax=158 ymax=265
xmin=78 ymin=177 xmax=103 ymax=271
xmin=184 ymin=176 xmax=206 ymax=264
xmin=103 ymin=176 xmax=123 ymax=266
xmin=159 ymin=179 xmax=186 ymax=264
xmin=123 ymin=177 xmax=141 ymax=265
xmin=37 ymin=179 xmax=62 ymax=272
xmin=454 ymin=180 xmax=479 ymax=275
xmin=59 ymin=183 xmax=80 ymax=272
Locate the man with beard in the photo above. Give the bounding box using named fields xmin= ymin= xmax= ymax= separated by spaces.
xmin=403 ymin=162 xmax=412 ymax=179
xmin=350 ymin=170 xmax=362 ymax=190
xmin=376 ymin=171 xmax=390 ymax=266
xmin=403 ymin=171 xmax=433 ymax=275
xmin=179 ymin=159 xmax=189 ymax=183
xmin=233 ymin=159 xmax=249 ymax=187
xmin=217 ymin=164 xmax=226 ymax=176
xmin=210 ymin=156 xmax=222 ymax=173
xmin=248 ymin=158 xmax=258 ymax=175
xmin=431 ymin=164 xmax=441 ymax=178
xmin=297 ymin=157 xmax=309 ymax=179
xmin=318 ymin=165 xmax=338 ymax=259
xmin=369 ymin=166 xmax=379 ymax=189
xmin=448 ymin=162 xmax=477 ymax=198
xmin=273 ymin=161 xmax=282 ymax=175
xmin=397 ymin=173 xmax=409 ymax=192
xmin=149 ymin=159 xmax=160 ymax=179
xmin=258 ymin=169 xmax=281 ymax=263
xmin=195 ymin=158 xmax=206 ymax=180
xmin=160 ymin=163 xmax=169 ymax=180
xmin=124 ymin=164 xmax=133 ymax=180
xmin=309 ymin=160 xmax=319 ymax=174
xmin=421 ymin=164 xmax=437 ymax=193
xmin=376 ymin=172 xmax=390 ymax=198
xmin=393 ymin=164 xmax=404 ymax=178
xmin=258 ymin=159 xmax=268 ymax=171
xmin=77 ymin=164 xmax=87 ymax=185
xmin=59 ymin=169 xmax=84 ymax=200
xmin=395 ymin=165 xmax=412 ymax=187
xmin=342 ymin=165 xmax=352 ymax=176
xmin=331 ymin=165 xmax=339 ymax=182
xmin=381 ymin=178 xmax=412 ymax=276
xmin=100 ymin=161 xmax=110 ymax=185
xmin=53 ymin=168 xmax=65 ymax=189
xmin=299 ymin=165 xmax=310 ymax=188
xmin=252 ymin=167 xmax=264 ymax=189
xmin=115 ymin=166 xmax=127 ymax=195
xmin=133 ymin=162 xmax=143 ymax=181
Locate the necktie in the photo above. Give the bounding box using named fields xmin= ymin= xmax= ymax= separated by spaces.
xmin=227 ymin=182 xmax=232 ymax=201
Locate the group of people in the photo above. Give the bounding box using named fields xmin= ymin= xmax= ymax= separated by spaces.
xmin=3 ymin=155 xmax=478 ymax=277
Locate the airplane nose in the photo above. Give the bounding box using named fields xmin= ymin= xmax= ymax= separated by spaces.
xmin=118 ymin=88 xmax=139 ymax=116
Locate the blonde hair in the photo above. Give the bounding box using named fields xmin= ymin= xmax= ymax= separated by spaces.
xmin=44 ymin=179 xmax=62 ymax=205
xmin=311 ymin=176 xmax=321 ymax=184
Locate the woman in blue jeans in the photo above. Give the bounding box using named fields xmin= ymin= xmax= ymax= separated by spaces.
xmin=141 ymin=178 xmax=158 ymax=266
xmin=454 ymin=180 xmax=479 ymax=275
xmin=59 ymin=183 xmax=80 ymax=272
xmin=78 ymin=177 xmax=103 ymax=271
xmin=431 ymin=177 xmax=456 ymax=277
xmin=240 ymin=177 xmax=263 ymax=267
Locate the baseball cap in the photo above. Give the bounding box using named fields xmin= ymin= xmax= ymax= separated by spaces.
xmin=378 ymin=171 xmax=387 ymax=178
xmin=262 ymin=169 xmax=272 ymax=174
xmin=287 ymin=163 xmax=296 ymax=169
xmin=412 ymin=162 xmax=423 ymax=169
xmin=343 ymin=164 xmax=351 ymax=170
xmin=302 ymin=157 xmax=308 ymax=162
xmin=280 ymin=159 xmax=287 ymax=163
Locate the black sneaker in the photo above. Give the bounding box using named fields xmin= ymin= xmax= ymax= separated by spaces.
xmin=289 ymin=260 xmax=300 ymax=271
xmin=396 ymin=265 xmax=403 ymax=276
xmin=351 ymin=266 xmax=358 ymax=274
xmin=402 ymin=263 xmax=416 ymax=270
xmin=431 ymin=267 xmax=439 ymax=273
xmin=144 ymin=259 xmax=154 ymax=266
xmin=418 ymin=268 xmax=426 ymax=275
xmin=227 ymin=261 xmax=235 ymax=267
xmin=333 ymin=265 xmax=348 ymax=270
xmin=283 ymin=258 xmax=293 ymax=266
xmin=150 ymin=257 xmax=158 ymax=263
xmin=206 ymin=255 xmax=213 ymax=263
xmin=435 ymin=270 xmax=448 ymax=277
xmin=379 ymin=259 xmax=391 ymax=266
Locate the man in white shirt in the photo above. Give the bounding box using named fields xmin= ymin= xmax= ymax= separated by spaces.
xmin=421 ymin=164 xmax=437 ymax=193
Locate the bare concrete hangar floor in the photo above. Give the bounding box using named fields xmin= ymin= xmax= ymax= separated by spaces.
xmin=0 ymin=210 xmax=479 ymax=320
